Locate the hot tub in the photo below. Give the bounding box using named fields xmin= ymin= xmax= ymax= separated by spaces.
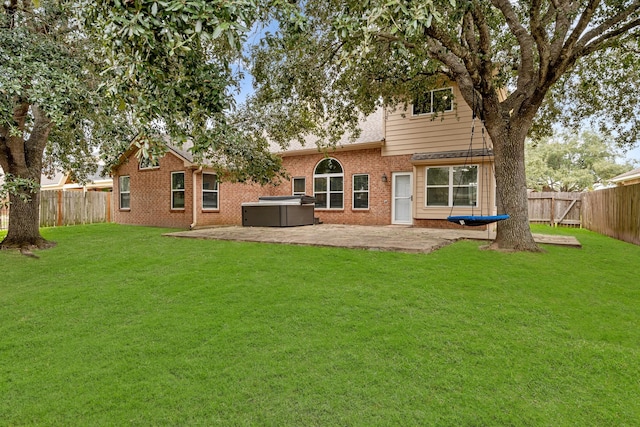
xmin=242 ymin=195 xmax=316 ymax=227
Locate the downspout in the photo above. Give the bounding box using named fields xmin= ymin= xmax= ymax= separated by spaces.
xmin=190 ymin=167 xmax=201 ymax=230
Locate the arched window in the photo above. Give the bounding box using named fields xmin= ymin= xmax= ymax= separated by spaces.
xmin=314 ymin=158 xmax=343 ymax=209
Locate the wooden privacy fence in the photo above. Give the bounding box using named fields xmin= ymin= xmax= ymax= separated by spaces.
xmin=528 ymin=192 xmax=583 ymax=227
xmin=582 ymin=184 xmax=640 ymax=246
xmin=40 ymin=190 xmax=112 ymax=227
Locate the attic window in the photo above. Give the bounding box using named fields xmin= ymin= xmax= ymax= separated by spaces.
xmin=139 ymin=156 xmax=159 ymax=170
xmin=413 ymin=88 xmax=453 ymax=115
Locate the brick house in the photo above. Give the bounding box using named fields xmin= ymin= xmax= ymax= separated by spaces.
xmin=111 ymin=82 xmax=499 ymax=229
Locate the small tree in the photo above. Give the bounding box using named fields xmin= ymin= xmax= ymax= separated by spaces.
xmin=526 ymin=131 xmax=634 ymax=192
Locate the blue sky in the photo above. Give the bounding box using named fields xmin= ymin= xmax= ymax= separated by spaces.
xmin=626 ymin=146 xmax=640 ymax=165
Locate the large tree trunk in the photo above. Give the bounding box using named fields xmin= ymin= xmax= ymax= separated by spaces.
xmin=0 ymin=178 xmax=53 ymax=250
xmin=484 ymin=116 xmax=541 ymax=252
xmin=0 ymin=105 xmax=55 ymax=252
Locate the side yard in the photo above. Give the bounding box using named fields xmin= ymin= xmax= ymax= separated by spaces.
xmin=1 ymin=224 xmax=639 ymax=425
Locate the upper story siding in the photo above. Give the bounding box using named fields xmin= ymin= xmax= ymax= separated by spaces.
xmin=383 ymin=83 xmax=487 ymax=157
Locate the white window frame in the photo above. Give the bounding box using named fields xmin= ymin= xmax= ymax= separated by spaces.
xmin=171 ymin=171 xmax=186 ymax=210
xmin=292 ymin=177 xmax=306 ymax=195
xmin=425 ymin=165 xmax=478 ymax=207
xmin=412 ymin=87 xmax=454 ymax=116
xmin=119 ymin=175 xmax=130 ymax=210
xmin=352 ymin=174 xmax=369 ymax=210
xmin=202 ymin=173 xmax=219 ymax=210
xmin=138 ymin=156 xmax=159 ymax=170
xmin=314 ymin=158 xmax=344 ymax=210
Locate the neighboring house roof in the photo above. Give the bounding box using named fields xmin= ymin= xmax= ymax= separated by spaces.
xmin=1 ymin=166 xmax=112 ymax=191
xmin=40 ymin=171 xmax=68 ymax=189
xmin=610 ymin=167 xmax=640 ymax=184
xmin=41 ymin=165 xmax=113 ymax=191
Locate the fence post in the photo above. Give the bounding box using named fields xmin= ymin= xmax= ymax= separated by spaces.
xmin=550 ymin=196 xmax=555 ymax=227
xmin=56 ymin=190 xmax=63 ymax=227
xmin=106 ymin=192 xmax=111 ymax=223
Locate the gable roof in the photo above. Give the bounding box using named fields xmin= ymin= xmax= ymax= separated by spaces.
xmin=114 ymin=110 xmax=385 ymax=170
xmin=112 ymin=135 xmax=196 ymax=173
xmin=274 ymin=109 xmax=385 ymax=156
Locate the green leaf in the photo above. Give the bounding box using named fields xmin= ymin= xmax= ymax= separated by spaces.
xmin=211 ymin=23 xmax=229 ymax=39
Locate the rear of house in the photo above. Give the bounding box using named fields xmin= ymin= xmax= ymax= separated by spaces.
xmin=112 ymin=82 xmax=499 ymax=229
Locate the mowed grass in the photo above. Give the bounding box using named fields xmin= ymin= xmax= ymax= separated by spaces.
xmin=1 ymin=224 xmax=639 ymax=426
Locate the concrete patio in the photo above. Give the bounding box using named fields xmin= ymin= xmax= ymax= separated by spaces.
xmin=164 ymin=224 xmax=581 ymax=254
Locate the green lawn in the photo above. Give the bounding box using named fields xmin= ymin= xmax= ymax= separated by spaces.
xmin=1 ymin=224 xmax=639 ymax=426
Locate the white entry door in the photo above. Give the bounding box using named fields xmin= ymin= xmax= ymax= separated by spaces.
xmin=392 ymin=172 xmax=413 ymax=225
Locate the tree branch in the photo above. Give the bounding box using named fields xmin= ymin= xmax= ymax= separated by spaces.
xmin=375 ymin=32 xmax=417 ymax=49
xmin=462 ymin=11 xmax=479 ymax=59
xmin=559 ymin=0 xmax=601 ymax=61
xmin=423 ymin=23 xmax=470 ymax=64
xmin=548 ymin=1 xmax=570 ymax=61
xmin=576 ymin=1 xmax=640 ymax=52
xmin=490 ymin=0 xmax=536 ymax=91
xmin=26 ymin=105 xmax=54 ymax=169
xmin=579 ymin=19 xmax=640 ymax=58
xmin=529 ymin=0 xmax=550 ymax=82
xmin=470 ymin=0 xmax=491 ymax=59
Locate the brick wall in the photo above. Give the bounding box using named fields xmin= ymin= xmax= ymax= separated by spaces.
xmin=113 ymin=152 xmax=194 ymax=228
xmin=113 ymin=147 xmax=476 ymax=229
xmin=274 ymin=148 xmax=413 ymax=226
xmin=197 ymin=180 xmax=266 ymax=226
xmin=198 ymin=148 xmax=414 ymax=226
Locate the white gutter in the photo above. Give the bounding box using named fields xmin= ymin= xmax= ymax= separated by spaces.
xmin=190 ymin=167 xmax=201 ymax=230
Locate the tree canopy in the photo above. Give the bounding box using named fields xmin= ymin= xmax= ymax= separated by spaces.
xmin=525 ymin=130 xmax=634 ymax=192
xmin=245 ymin=0 xmax=640 ymax=250
xmin=0 ymin=0 xmax=295 ymax=249
xmin=2 ymin=0 xmax=639 ymax=252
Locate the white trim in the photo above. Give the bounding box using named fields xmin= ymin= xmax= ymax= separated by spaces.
xmin=171 ymin=171 xmax=186 ymax=210
xmin=292 ymin=176 xmax=306 ymax=195
xmin=313 ymin=158 xmax=344 ymax=210
xmin=392 ymin=172 xmax=413 ymax=225
xmin=352 ymin=173 xmax=370 ymax=210
xmin=138 ymin=157 xmax=159 ymax=170
xmin=119 ymin=175 xmax=131 ymax=210
xmin=610 ymin=169 xmax=640 ymax=183
xmin=411 ymin=87 xmax=454 ymax=116
xmin=279 ymin=140 xmax=385 ymax=157
xmin=201 ymin=172 xmax=219 ymax=210
xmin=424 ymin=165 xmax=478 ymax=207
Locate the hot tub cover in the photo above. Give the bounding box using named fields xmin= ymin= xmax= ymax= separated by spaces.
xmin=258 ymin=195 xmax=316 ymax=205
